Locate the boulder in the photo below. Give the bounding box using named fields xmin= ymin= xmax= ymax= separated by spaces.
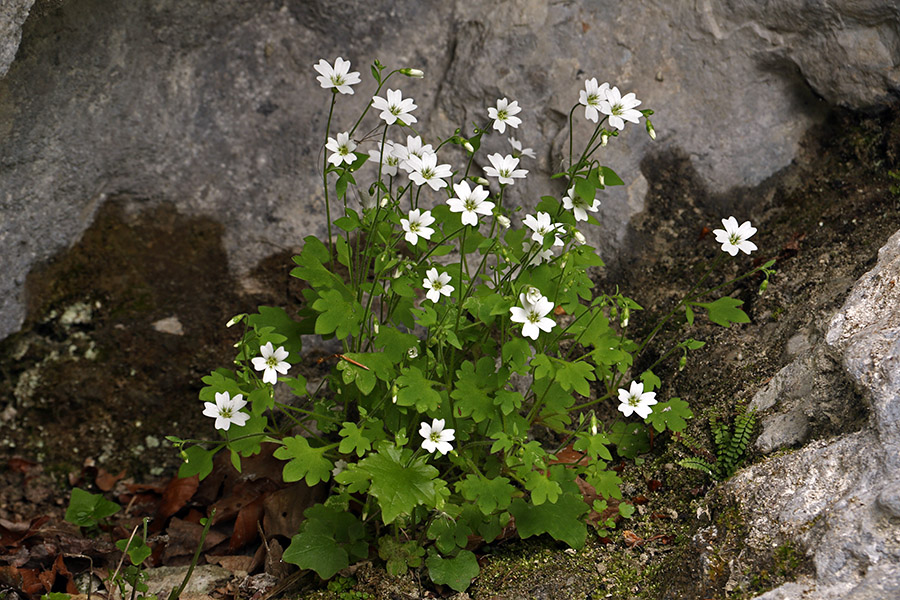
xmin=0 ymin=0 xmax=33 ymax=77
xmin=727 ymin=228 xmax=900 ymax=599
xmin=1 ymin=0 xmax=898 ymax=343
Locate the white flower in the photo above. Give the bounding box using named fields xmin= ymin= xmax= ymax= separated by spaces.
xmin=419 ymin=418 xmax=455 ymax=455
xmin=713 ymin=216 xmax=758 ymax=256
xmin=313 ymin=57 xmax=361 ymax=95
xmin=497 ymin=215 xmax=511 ymax=229
xmin=599 ymin=86 xmax=643 ymax=131
xmin=407 ymin=346 xmax=419 ymax=359
xmin=332 ymin=459 xmax=348 ymax=477
xmin=522 ymin=241 xmax=554 ymax=266
xmin=562 ymin=188 xmax=601 ymax=222
xmin=508 ymin=137 xmax=536 ymax=159
xmin=406 ymin=153 xmax=452 ymax=191
xmin=400 ymin=208 xmax=435 ymax=245
xmin=484 ymin=153 xmax=528 ymax=185
xmin=202 ymin=391 xmax=250 ymax=431
xmin=509 ymin=292 xmax=556 ymax=340
xmin=447 ymin=182 xmax=494 ymax=226
xmin=252 ymin=342 xmax=291 ymax=384
xmin=573 ymin=230 xmax=587 ymax=245
xmin=488 ymin=98 xmax=522 ymax=134
xmin=393 ymin=135 xmax=434 ymax=173
xmin=524 ymin=286 xmax=543 ymax=305
xmin=579 ymin=78 xmax=610 ymax=123
xmin=617 ymin=381 xmax=658 ymax=419
xmin=423 ymin=268 xmax=454 ymax=302
xmin=372 ymin=89 xmax=417 ymax=125
xmin=325 ymin=132 xmax=357 ymax=167
xmin=523 ymin=211 xmax=564 ymax=246
xmin=368 ymin=140 xmax=400 ymax=176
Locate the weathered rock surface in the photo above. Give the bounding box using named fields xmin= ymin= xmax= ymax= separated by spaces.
xmin=727 ymin=229 xmax=900 ymax=599
xmin=0 ymin=0 xmax=898 ymax=345
xmin=0 ymin=0 xmax=33 ymax=77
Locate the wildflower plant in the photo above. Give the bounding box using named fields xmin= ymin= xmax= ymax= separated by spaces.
xmin=168 ymin=58 xmax=776 ymax=592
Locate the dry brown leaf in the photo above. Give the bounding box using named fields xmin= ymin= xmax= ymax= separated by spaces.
xmin=262 ymin=483 xmax=326 ymax=540
xmin=153 ymin=474 xmax=199 ymax=530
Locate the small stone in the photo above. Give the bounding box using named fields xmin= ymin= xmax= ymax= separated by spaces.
xmin=152 ymin=316 xmax=184 ymax=336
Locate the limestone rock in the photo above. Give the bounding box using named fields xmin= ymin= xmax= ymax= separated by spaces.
xmin=0 ymin=0 xmax=33 ymax=77
xmin=725 ymin=229 xmax=900 ymax=600
xmin=1 ymin=0 xmax=899 ymax=343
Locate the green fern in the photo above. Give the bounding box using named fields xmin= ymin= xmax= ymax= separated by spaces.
xmin=676 ymin=408 xmax=756 ymax=481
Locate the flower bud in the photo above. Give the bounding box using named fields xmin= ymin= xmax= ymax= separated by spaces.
xmin=646 ymin=119 xmax=656 ymax=140
xmin=591 ymin=414 xmax=598 ymax=436
xmin=497 ymin=215 xmax=511 ymax=229
xmin=600 ymin=131 xmax=609 ymax=147
xmin=621 ymin=306 xmax=630 ymax=328
xmin=226 ymin=313 xmax=246 ymax=327
xmin=463 ymin=140 xmax=475 ymax=154
xmin=525 ymin=286 xmax=542 ymax=305
xmin=758 ymin=279 xmax=769 ymax=295
xmin=380 ymin=196 xmax=389 ymax=207
xmin=400 ymin=68 xmax=425 ymax=78
xmin=373 ymin=320 xmax=380 ymax=335
xmin=407 ymin=346 xmax=418 ymax=359
xmin=474 ymin=176 xmax=489 ymax=187
xmin=678 ymin=355 xmax=687 ymax=371
xmin=574 ymin=230 xmax=586 ymax=245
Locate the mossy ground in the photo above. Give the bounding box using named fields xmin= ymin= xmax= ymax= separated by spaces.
xmin=1 ymin=104 xmax=898 ymax=598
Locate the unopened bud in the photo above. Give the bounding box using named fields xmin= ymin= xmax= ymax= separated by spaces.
xmin=226 ymin=313 xmax=246 ymax=327
xmin=380 ymin=196 xmax=389 ymax=207
xmin=591 ymin=415 xmax=598 ymax=436
xmin=574 ymin=230 xmax=586 ymax=245
xmin=400 ymin=68 xmax=424 ymax=78
xmin=474 ymin=176 xmax=489 ymax=187
xmin=646 ymin=119 xmax=656 ymax=140
xmin=678 ymin=355 xmax=687 ymax=371
xmin=463 ymin=140 xmax=475 ymax=154
xmin=373 ymin=321 xmax=380 ymax=335
xmin=758 ymin=279 xmax=769 ymax=295
xmin=600 ymin=131 xmax=609 ymax=147
xmin=497 ymin=215 xmax=511 ymax=229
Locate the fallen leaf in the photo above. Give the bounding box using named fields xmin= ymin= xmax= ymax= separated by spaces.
xmin=230 ymin=496 xmax=266 ymax=552
xmin=207 ymin=555 xmax=254 ymax=575
xmin=153 ymin=475 xmax=199 ymax=530
xmin=95 ymin=468 xmax=126 ymax=492
xmin=162 ymin=518 xmax=228 ymax=562
xmin=262 ymin=483 xmax=326 ymax=540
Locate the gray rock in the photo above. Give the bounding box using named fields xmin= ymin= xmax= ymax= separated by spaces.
xmin=1 ymin=0 xmax=899 ymax=342
xmin=138 ymin=564 xmax=231 ymax=598
xmin=725 ymin=229 xmax=900 ymax=600
xmin=0 ymin=0 xmax=33 ymax=77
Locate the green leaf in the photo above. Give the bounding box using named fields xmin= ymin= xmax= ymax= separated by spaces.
xmin=598 ymin=166 xmax=624 ymax=186
xmin=451 ymin=358 xmax=496 ymax=423
xmin=572 ymin=433 xmax=613 ymax=461
xmin=573 ymin=176 xmax=596 ymax=206
xmin=274 ymin=436 xmax=332 ymax=486
xmin=375 ymin=328 xmax=419 ymax=362
xmin=396 ymin=366 xmax=442 ymax=412
xmin=608 ymin=421 xmax=650 ymax=459
xmin=427 ymin=513 xmax=473 ymax=554
xmin=247 ymin=306 xmax=304 ymax=359
xmin=357 ymin=445 xmax=439 ymax=524
xmin=554 ymin=360 xmax=596 ymax=397
xmin=618 ymin=502 xmax=636 ymax=518
xmin=455 ymin=475 xmax=517 ymax=515
xmin=283 ymin=530 xmax=349 ymax=579
xmin=502 ymin=337 xmax=532 ymax=373
xmin=65 ymin=488 xmax=121 ymax=528
xmin=509 ymin=494 xmax=588 ymax=548
xmin=378 ymin=537 xmax=425 ymax=577
xmin=693 ymin=296 xmax=750 ymax=328
xmin=640 ymin=369 xmax=661 ymax=391
xmin=313 ymin=289 xmax=363 ymax=339
xmin=178 ymin=445 xmax=216 ymax=480
xmin=115 ymin=536 xmax=152 ymax=566
xmin=339 ymin=422 xmax=372 ymax=457
xmin=494 ymin=389 xmax=524 ymax=416
xmin=585 ymin=467 xmax=623 ymax=500
xmin=525 ymin=471 xmax=562 ymax=505
xmin=684 ymin=303 xmax=695 ymax=325
xmin=426 ymin=550 xmax=480 ymax=593
xmin=335 ymin=170 xmax=356 ymax=199
xmin=646 ymin=397 xmax=693 ymax=433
